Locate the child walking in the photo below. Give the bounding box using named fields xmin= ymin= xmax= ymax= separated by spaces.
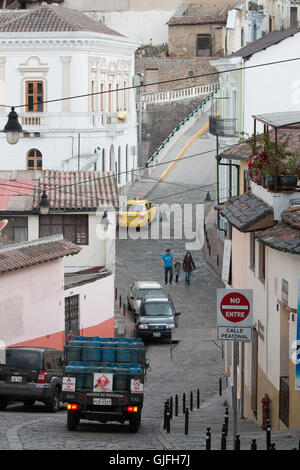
xmin=174 ymin=261 xmax=181 ymax=283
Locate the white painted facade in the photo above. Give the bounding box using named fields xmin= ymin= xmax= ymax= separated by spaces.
xmin=0 ymin=31 xmax=140 ymax=188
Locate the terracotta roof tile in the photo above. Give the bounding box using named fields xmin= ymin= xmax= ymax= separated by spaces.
xmin=256 ymin=210 xmax=300 ymax=254
xmin=0 ymin=234 xmax=80 ymax=273
xmin=0 ymin=4 xmax=123 ymax=36
xmin=220 ymin=191 xmax=274 ymax=231
xmin=33 ymin=170 xmax=119 ymax=212
xmin=168 ymin=14 xmax=227 ymax=26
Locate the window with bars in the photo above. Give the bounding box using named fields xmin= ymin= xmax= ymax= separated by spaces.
xmin=26 ymin=81 xmax=44 ymax=112
xmin=0 ymin=216 xmax=28 ymax=242
xmin=27 ymin=148 xmax=42 ymax=170
xmin=39 ymin=214 xmax=88 ymax=245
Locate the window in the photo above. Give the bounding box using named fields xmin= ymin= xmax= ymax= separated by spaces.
xmin=26 ymin=81 xmax=44 ymax=112
xmin=123 ymin=81 xmax=127 ymax=110
xmin=100 ymin=83 xmax=104 ymax=111
xmin=39 ymin=215 xmax=88 ymax=245
xmin=27 ymin=148 xmax=42 ymax=170
xmin=1 ymin=217 xmax=28 ymax=242
xmin=196 ymin=35 xmax=212 ymax=57
xmin=258 ymin=241 xmax=265 ymax=283
xmin=241 ymin=27 xmax=245 ymax=47
xmin=250 ymin=232 xmax=255 ymax=271
xmin=108 ymin=83 xmax=112 ymax=113
xmin=118 ymin=146 xmax=121 ymax=184
xmin=102 ymin=148 xmax=106 ymax=171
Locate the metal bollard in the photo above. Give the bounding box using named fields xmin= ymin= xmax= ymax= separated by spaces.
xmin=221 ymin=426 xmax=227 ymax=450
xmin=197 ymin=389 xmax=200 ymax=409
xmin=115 ymin=287 xmax=117 ymax=301
xmin=163 ymin=402 xmax=168 ymax=430
xmin=219 ymin=377 xmax=222 ymax=396
xmin=166 ymin=406 xmax=171 ymax=433
xmin=185 ymin=408 xmax=189 ymax=435
xmin=170 ymin=397 xmax=173 ymax=420
xmin=251 ymin=439 xmax=257 ymax=450
xmin=270 ymin=443 xmax=276 ymax=450
xmin=123 ymin=303 xmax=126 ymax=316
xmin=175 ymin=394 xmax=178 ymax=417
xmin=183 ymin=393 xmax=186 ymax=414
xmin=119 ymin=294 xmax=122 ymax=308
xmin=190 ymin=391 xmax=193 ymax=412
xmin=224 ymin=407 xmax=229 ymax=436
xmin=206 ymin=427 xmax=211 ymax=451
xmin=266 ymin=419 xmax=271 ymax=450
xmin=234 ymin=434 xmax=240 ymax=450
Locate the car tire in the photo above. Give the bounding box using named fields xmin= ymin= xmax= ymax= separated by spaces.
xmin=127 ymin=301 xmax=132 ymax=311
xmin=0 ymin=398 xmax=8 ymax=411
xmin=128 ymin=415 xmax=140 ymax=433
xmin=46 ymin=386 xmax=60 ymax=413
xmin=23 ymin=400 xmax=35 ymax=408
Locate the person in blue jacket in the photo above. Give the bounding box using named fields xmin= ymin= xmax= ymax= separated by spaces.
xmin=161 ymin=248 xmax=173 ymax=285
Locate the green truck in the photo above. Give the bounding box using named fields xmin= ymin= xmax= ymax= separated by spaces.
xmin=62 ymin=336 xmax=148 ymax=433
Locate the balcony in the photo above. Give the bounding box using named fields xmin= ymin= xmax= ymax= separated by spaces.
xmin=0 ymin=111 xmax=129 ymax=134
xmin=209 ymin=116 xmax=238 ymax=137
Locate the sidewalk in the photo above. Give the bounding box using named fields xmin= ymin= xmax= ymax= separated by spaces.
xmin=157 ymin=391 xmax=300 ymax=450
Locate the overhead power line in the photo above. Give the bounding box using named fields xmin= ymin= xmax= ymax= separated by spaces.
xmin=3 ymin=56 xmax=300 ymax=110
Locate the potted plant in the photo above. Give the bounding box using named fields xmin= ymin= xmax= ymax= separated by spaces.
xmin=280 ymin=153 xmax=300 ymax=189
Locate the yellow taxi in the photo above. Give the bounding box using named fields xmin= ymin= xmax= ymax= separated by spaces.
xmin=119 ymin=199 xmax=157 ymax=229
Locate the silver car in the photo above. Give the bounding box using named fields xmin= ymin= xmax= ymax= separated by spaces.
xmin=127 ymin=281 xmax=164 ymax=318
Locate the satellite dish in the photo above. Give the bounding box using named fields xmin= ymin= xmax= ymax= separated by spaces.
xmin=0 ymin=220 xmax=8 ymax=233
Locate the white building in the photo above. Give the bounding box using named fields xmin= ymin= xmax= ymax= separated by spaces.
xmin=0 ymin=3 xmax=140 ymax=188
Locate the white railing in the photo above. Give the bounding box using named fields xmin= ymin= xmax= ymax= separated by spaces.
xmin=8 ymin=111 xmax=129 ymax=132
xmin=141 ymin=82 xmax=219 ymax=105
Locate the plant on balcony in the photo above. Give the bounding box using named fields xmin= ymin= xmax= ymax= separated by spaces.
xmin=247 ymin=133 xmax=295 ymax=188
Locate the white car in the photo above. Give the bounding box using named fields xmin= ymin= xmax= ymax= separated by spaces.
xmin=127 ymin=281 xmax=165 ymax=318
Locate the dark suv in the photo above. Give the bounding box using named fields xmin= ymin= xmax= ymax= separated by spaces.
xmin=135 ymin=295 xmax=180 ymax=340
xmin=0 ymin=346 xmax=63 ymax=412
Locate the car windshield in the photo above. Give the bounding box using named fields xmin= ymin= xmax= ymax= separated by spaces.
xmin=4 ymin=350 xmax=42 ymax=369
xmin=137 ymin=288 xmax=164 ymax=300
xmin=142 ymin=302 xmax=174 ymax=316
xmin=124 ymin=204 xmax=144 ymax=213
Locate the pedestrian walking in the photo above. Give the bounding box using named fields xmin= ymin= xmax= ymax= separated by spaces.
xmin=161 ymin=248 xmax=173 ymax=285
xmin=174 ymin=261 xmax=181 ymax=283
xmin=182 ymin=251 xmax=196 ymax=286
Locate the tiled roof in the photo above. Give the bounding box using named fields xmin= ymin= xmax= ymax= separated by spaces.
xmin=230 ymin=27 xmax=300 ymax=59
xmin=168 ymin=14 xmax=227 ymax=26
xmin=0 ymin=3 xmax=123 ymax=36
xmin=220 ymin=129 xmax=300 ymax=161
xmin=220 ymin=191 xmax=274 ymax=231
xmin=33 ymin=170 xmax=119 ymax=211
xmin=256 ymin=208 xmax=300 ymax=255
xmin=0 ymin=234 xmax=80 ymax=273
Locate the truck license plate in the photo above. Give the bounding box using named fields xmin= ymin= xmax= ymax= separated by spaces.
xmin=93 ymin=398 xmax=112 ymax=406
xmin=153 ymin=332 xmax=161 ymax=337
xmin=11 ymin=376 xmax=22 ymax=383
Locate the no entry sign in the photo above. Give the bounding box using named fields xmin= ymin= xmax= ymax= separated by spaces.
xmin=217 ymin=289 xmax=253 ymax=341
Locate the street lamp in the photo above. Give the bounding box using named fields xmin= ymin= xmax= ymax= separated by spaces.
xmin=39 ymin=191 xmax=50 ymax=215
xmin=3 ymin=107 xmax=23 ymax=145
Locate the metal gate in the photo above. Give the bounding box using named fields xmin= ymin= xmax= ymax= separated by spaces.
xmin=65 ymin=295 xmax=79 ymax=344
xmin=279 ymin=376 xmax=289 ymax=428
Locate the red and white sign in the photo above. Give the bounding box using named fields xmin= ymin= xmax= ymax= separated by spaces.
xmin=93 ymin=373 xmax=113 ymax=393
xmin=130 ymin=378 xmax=144 ymax=394
xmin=217 ymin=289 xmax=253 ymax=328
xmin=62 ymin=377 xmax=76 ymax=392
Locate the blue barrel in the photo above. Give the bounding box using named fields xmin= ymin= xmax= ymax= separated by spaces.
xmin=116 ymin=342 xmax=131 ymax=363
xmin=81 ymin=341 xmax=102 ymax=362
xmin=65 ymin=341 xmax=82 ymax=361
xmin=65 ymin=362 xmax=87 ymax=390
xmin=83 ymin=363 xmax=101 ymax=390
xmin=132 ymin=342 xmax=144 ymax=364
xmin=113 ymin=368 xmax=129 ymax=391
xmin=101 ymin=342 xmax=116 ymax=362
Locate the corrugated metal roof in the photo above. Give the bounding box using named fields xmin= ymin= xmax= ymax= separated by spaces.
xmin=230 ymin=27 xmax=300 ymax=58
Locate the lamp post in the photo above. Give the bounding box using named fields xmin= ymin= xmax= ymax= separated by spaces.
xmin=39 ymin=191 xmax=50 ymax=215
xmin=3 ymin=107 xmax=23 ymax=145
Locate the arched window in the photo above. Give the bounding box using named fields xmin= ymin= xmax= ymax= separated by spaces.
xmin=27 ymin=148 xmax=42 ymax=170
xmin=125 ymin=145 xmax=129 ymax=182
xmin=109 ymin=145 xmax=114 ymax=171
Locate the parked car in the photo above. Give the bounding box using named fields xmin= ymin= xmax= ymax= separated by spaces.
xmin=127 ymin=281 xmax=164 ymax=317
xmin=119 ymin=199 xmax=157 ymax=229
xmin=135 ymin=294 xmax=180 ymax=340
xmin=0 ymin=346 xmax=64 ymax=412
